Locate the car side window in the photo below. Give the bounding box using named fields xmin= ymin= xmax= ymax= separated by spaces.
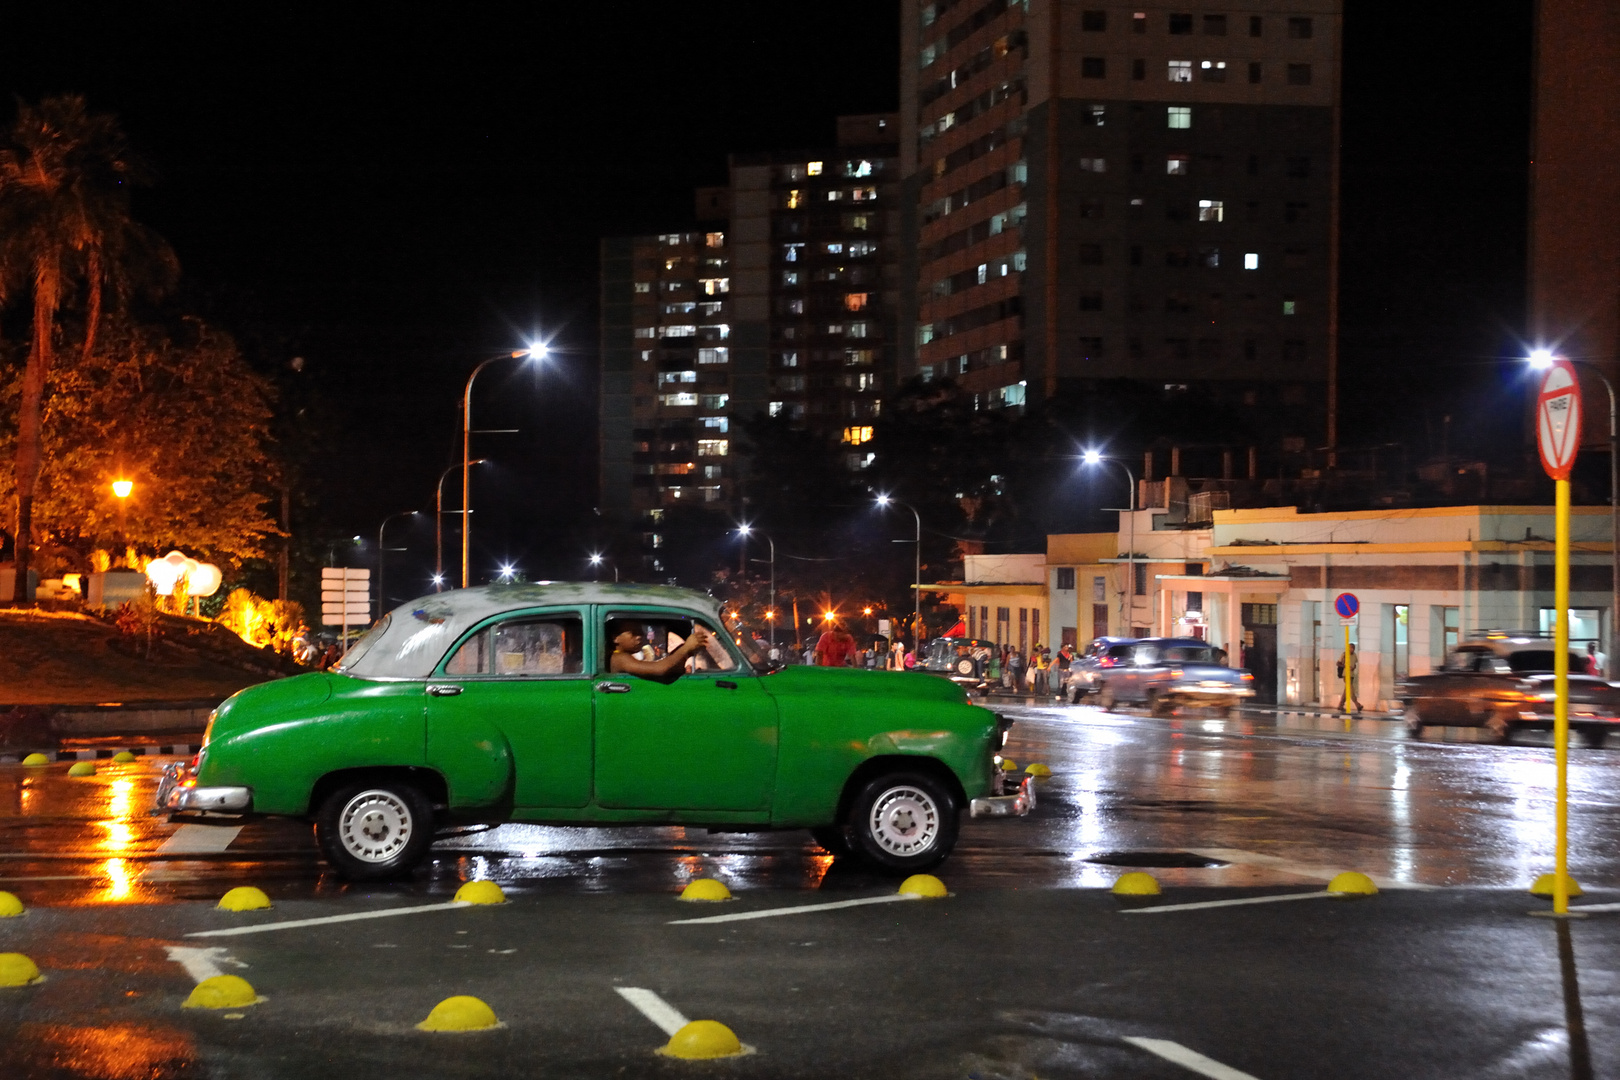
xmin=445 ymin=617 xmax=583 ymax=677
xmin=603 ymin=614 xmax=740 ymax=675
xmin=1133 ymin=645 xmax=1159 ymax=666
xmin=1445 ymin=649 xmax=1484 ymax=673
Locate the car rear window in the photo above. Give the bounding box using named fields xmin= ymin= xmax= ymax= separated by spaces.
xmin=1506 ymin=651 xmax=1587 ymax=674
xmin=1163 ymin=645 xmax=1216 ymax=663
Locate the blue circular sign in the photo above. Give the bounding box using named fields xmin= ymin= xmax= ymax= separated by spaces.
xmin=1334 ymin=592 xmax=1360 ymax=619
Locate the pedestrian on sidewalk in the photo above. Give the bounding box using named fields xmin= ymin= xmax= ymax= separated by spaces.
xmin=1337 ymin=642 xmax=1362 ymax=714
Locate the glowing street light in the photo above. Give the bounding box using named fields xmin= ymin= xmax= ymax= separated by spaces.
xmin=1529 ymin=348 xmax=1556 ymax=370
xmin=875 ymin=494 xmax=922 ymax=646
xmin=1081 ymin=450 xmax=1138 ymax=635
xmin=111 ymin=479 xmax=133 ymax=499
xmin=497 ymin=563 xmax=517 ymax=583
xmin=462 ymin=344 xmax=550 ymax=587
xmin=736 ymin=522 xmax=776 ymax=649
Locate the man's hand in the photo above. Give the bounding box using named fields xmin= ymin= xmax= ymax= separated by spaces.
xmin=685 ymin=625 xmax=712 ymax=652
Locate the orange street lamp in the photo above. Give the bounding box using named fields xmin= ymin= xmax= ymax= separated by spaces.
xmin=111 ymin=479 xmax=133 ymax=499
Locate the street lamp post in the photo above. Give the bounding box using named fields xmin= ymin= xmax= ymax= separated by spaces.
xmin=461 ymin=345 xmax=547 ymax=588
xmin=377 ymin=511 xmax=419 ymax=617
xmin=1082 ymin=451 xmax=1139 ymax=635
xmin=436 ymin=459 xmax=486 ymax=591
xmin=1531 ymin=349 xmax=1619 ymax=661
xmin=875 ymin=495 xmax=923 ymax=647
xmin=588 ymin=553 xmax=619 ymax=582
xmin=737 ymin=524 xmax=776 ymax=649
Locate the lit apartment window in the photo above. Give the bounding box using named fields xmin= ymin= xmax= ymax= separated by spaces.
xmin=842 ymin=426 xmax=874 ymax=445
xmin=783 ymin=243 xmax=803 ymax=262
xmin=1168 ymin=60 xmax=1193 ymax=82
xmin=846 ymin=349 xmax=875 ymax=366
xmin=1000 ymin=382 xmax=1027 ymax=407
xmin=1166 ymin=155 xmax=1189 ymax=175
xmin=786 ymin=189 xmax=803 ymax=209
xmin=779 ymin=351 xmax=799 ymax=367
xmin=1201 ymin=60 xmax=1227 ymax=82
xmin=845 ymin=293 xmax=870 ymax=311
xmin=1200 ymin=248 xmax=1220 ymax=267
xmin=1287 ymin=63 xmax=1313 ymax=85
xmin=698 ymin=348 xmax=729 ymax=364
xmin=701 ymin=416 xmax=729 ymax=432
xmin=807 ymin=160 xmax=823 ymax=176
xmin=658 ymin=371 xmax=697 ymax=385
xmin=782 ymin=271 xmax=800 ymax=286
xmin=1085 ymin=104 xmax=1106 ymax=125
xmin=661 ymin=325 xmax=696 ymax=338
xmin=697 ymin=439 xmax=729 ymax=457
xmin=634 ymin=327 xmax=656 ymax=339
xmin=852 ymin=186 xmax=878 ymax=201
xmin=917 ymin=324 xmax=935 ymax=346
xmin=848 ymin=321 xmax=872 ymax=337
xmin=1243 ymin=252 xmax=1259 ymax=270
xmin=1167 ymin=106 xmax=1191 ymax=129
xmin=700 ymin=394 xmax=729 ymax=409
xmin=845 ymin=160 xmax=874 ymax=178
xmin=633 ymin=282 xmax=651 ymax=293
xmin=700 ymin=278 xmax=729 ymax=295
xmin=768 ymin=401 xmax=784 ymax=416
xmin=849 ymin=241 xmax=877 ymax=256
xmin=705 ymin=232 xmax=724 ymax=248
xmin=1080 ymin=157 xmax=1107 ymax=173
xmin=826 ymin=242 xmax=844 ymax=255
xmin=1197 ymin=199 xmax=1224 ymax=222
xmin=826 ymin=190 xmax=844 ymax=202
xmin=1288 ymin=16 xmax=1313 ymax=38
xmin=1282 ymin=298 xmax=1297 ymax=315
xmin=659 ymin=392 xmax=698 ymax=407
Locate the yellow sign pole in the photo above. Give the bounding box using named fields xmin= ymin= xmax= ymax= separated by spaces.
xmin=1553 ymin=477 xmax=1571 ymax=915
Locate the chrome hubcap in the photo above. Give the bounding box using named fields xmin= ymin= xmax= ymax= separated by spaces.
xmin=868 ymin=785 xmax=940 ymax=858
xmin=339 ymin=789 xmax=413 ymax=863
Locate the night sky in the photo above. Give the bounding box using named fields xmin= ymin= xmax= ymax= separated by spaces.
xmin=2 ymin=2 xmax=1533 ymax=592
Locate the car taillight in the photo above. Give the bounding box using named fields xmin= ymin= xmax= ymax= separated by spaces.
xmin=1241 ymin=672 xmax=1254 ymax=681
xmin=1100 ymin=657 xmax=1116 ymax=667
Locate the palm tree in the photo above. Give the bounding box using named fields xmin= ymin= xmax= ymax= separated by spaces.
xmin=0 ymin=96 xmax=176 ymax=597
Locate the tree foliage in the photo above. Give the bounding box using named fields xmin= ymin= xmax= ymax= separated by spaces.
xmin=0 ymin=316 xmax=280 ymax=572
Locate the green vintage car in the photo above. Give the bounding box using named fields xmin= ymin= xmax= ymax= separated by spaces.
xmin=157 ymin=583 xmax=1032 ymax=880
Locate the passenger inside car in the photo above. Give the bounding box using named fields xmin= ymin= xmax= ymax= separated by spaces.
xmin=605 ymin=617 xmax=728 ymax=681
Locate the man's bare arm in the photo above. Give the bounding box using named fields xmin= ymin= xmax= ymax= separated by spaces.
xmin=610 ymin=627 xmax=712 ymax=679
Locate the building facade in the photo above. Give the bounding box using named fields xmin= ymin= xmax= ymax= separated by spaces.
xmin=728 ymin=114 xmax=901 ymax=468
xmin=599 ymin=229 xmax=738 ymax=527
xmin=898 ymin=0 xmax=1341 ymax=411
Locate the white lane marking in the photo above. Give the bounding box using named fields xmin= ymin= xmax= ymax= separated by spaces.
xmin=669 ymin=893 xmax=920 ymax=925
xmin=186 ymin=901 xmax=471 ymax=938
xmin=1571 ymin=901 xmax=1620 ymax=913
xmin=157 ymin=824 xmax=243 ymax=854
xmin=164 ymin=946 xmax=247 ymax=983
xmin=1125 ymin=1037 xmax=1262 ymax=1079
xmin=1122 ymin=891 xmax=1333 ymax=915
xmin=1188 ymin=848 xmax=1439 ymax=891
xmin=616 ymin=987 xmax=689 ymax=1037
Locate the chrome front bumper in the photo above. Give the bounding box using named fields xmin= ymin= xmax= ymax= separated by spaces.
xmin=155 ymin=761 xmax=252 ymax=813
xmin=970 ymin=774 xmax=1036 ymax=818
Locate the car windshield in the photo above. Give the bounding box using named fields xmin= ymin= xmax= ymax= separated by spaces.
xmin=332 ymin=614 xmax=390 ymax=672
xmin=1506 ymin=651 xmax=1587 ymax=674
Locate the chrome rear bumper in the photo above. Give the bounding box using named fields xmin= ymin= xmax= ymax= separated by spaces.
xmin=970 ymin=774 xmax=1036 ymax=818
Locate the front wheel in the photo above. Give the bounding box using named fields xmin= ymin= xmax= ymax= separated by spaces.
xmin=1097 ymin=683 xmax=1117 ymax=712
xmin=315 ymin=781 xmax=436 ymax=881
xmin=848 ymin=772 xmax=959 ymax=873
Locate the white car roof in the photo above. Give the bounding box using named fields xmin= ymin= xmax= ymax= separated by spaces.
xmin=336 ymin=582 xmax=722 ymax=679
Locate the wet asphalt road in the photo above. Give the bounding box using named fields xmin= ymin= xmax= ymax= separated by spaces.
xmin=0 ymin=702 xmax=1617 ymax=1077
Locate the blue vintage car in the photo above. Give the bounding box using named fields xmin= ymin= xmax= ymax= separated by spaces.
xmin=1090 ymin=637 xmax=1255 ymax=717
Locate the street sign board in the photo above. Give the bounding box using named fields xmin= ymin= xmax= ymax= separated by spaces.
xmin=1537 ymin=361 xmax=1583 ymax=481
xmin=1333 ymin=592 xmax=1359 ymax=620
xmin=320 ymin=567 xmax=372 ymax=627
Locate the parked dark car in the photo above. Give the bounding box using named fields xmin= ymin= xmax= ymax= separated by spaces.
xmin=1067 ymin=636 xmax=1139 ymax=703
xmin=1091 ymin=637 xmax=1255 ymax=716
xmin=921 ymin=637 xmax=997 ymax=693
xmin=1397 ymin=635 xmax=1620 ymax=747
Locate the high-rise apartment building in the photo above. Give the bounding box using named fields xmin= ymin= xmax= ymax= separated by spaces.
xmin=728 ymin=114 xmax=901 ymax=468
xmin=599 ymin=228 xmax=739 ymax=527
xmin=898 ymin=1 xmax=1342 ymax=411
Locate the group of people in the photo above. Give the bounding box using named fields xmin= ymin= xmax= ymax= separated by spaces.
xmin=978 ymin=642 xmax=1076 ymax=699
xmin=809 ymin=621 xmax=915 ymax=670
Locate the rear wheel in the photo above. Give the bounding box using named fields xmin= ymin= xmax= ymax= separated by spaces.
xmin=315 ymin=781 xmax=436 ymax=881
xmin=1097 ymin=683 xmax=1116 ymax=712
xmin=848 ymin=771 xmax=959 ymax=873
xmin=1403 ymin=702 xmax=1425 ymax=738
xmin=1483 ymin=710 xmax=1513 ymax=744
xmin=1148 ymin=690 xmax=1174 ymax=718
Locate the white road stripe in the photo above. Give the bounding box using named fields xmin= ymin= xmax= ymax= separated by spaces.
xmin=164 ymin=946 xmax=235 ymax=983
xmin=158 ymin=824 xmax=243 ymax=854
xmin=616 ymin=987 xmax=689 ymax=1037
xmin=1188 ymin=848 xmax=1439 ymax=891
xmin=1122 ymin=892 xmax=1333 ymax=914
xmin=1125 ymin=1037 xmax=1262 ymax=1079
xmin=668 ymin=893 xmax=919 ymax=925
xmin=186 ymin=901 xmax=471 ymax=938
xmin=1570 ymin=901 xmax=1620 ymax=913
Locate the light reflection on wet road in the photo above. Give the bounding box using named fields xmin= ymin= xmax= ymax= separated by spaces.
xmin=1 ymin=703 xmax=1616 ymax=905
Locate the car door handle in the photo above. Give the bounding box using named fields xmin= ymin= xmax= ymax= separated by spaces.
xmin=716 ymin=680 xmax=738 ymax=690
xmin=426 ymin=684 xmax=463 ymax=697
xmin=596 ymin=681 xmax=633 ymax=694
